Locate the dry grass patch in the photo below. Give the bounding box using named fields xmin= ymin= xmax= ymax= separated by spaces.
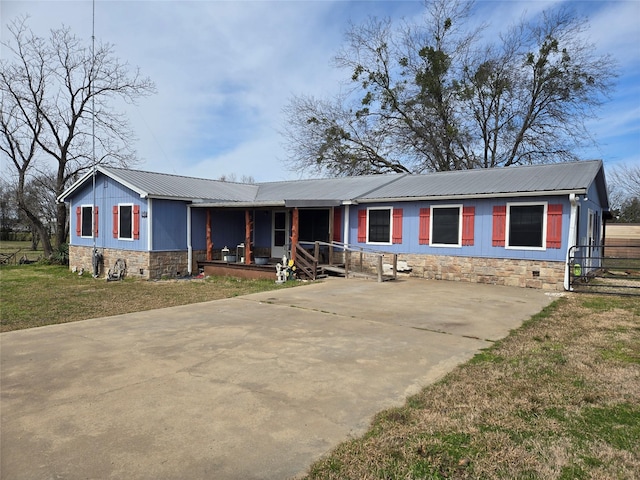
xmin=304 ymin=294 xmax=640 ymax=480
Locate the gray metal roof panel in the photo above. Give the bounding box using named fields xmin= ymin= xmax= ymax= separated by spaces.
xmin=60 ymin=161 xmax=606 ymax=208
xmin=102 ymin=167 xmax=258 ymax=202
xmin=254 ymin=174 xmax=406 ymax=202
xmin=358 ymin=161 xmax=604 ymax=199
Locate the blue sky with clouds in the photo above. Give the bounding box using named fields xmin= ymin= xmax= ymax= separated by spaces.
xmin=2 ymin=0 xmax=638 ymax=182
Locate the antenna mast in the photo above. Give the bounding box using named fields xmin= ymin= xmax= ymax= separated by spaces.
xmin=91 ymin=0 xmax=99 ymax=275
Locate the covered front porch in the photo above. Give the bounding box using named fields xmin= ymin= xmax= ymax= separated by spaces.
xmin=190 ymin=202 xmax=344 ymax=279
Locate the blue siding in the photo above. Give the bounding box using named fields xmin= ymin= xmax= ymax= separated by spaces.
xmin=152 ymin=199 xmax=188 ymax=250
xmin=69 ymin=173 xmax=149 ymax=251
xmin=191 ymin=209 xmax=207 ymax=250
xmin=253 ymin=210 xmax=272 ymax=249
xmin=349 ymin=196 xmax=575 ymax=262
xmin=208 ymin=210 xmax=246 ymax=249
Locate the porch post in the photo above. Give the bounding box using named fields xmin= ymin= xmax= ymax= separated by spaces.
xmin=187 ymin=205 xmax=193 ymax=276
xmin=291 ymin=207 xmax=299 ymax=263
xmin=206 ymin=209 xmax=213 ymax=261
xmin=245 ymin=210 xmax=252 ymax=265
xmin=329 ymin=207 xmax=334 ymax=265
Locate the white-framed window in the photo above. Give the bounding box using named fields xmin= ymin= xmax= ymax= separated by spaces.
xmin=506 ymin=202 xmax=547 ymax=250
xmin=80 ymin=205 xmax=94 ymax=238
xmin=430 ymin=205 xmax=462 ymax=247
xmin=367 ymin=207 xmax=392 ymax=244
xmin=118 ymin=203 xmax=134 ymax=240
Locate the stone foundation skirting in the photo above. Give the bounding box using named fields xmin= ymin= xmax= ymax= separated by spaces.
xmin=69 ymin=246 xmax=206 ymax=279
xmin=400 ymin=254 xmax=565 ymax=290
xmin=70 ymin=246 xmax=565 ymax=289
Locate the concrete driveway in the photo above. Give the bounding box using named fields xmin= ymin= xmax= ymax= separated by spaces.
xmin=1 ymin=278 xmax=553 ymax=480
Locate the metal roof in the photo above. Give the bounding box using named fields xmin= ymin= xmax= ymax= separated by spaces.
xmin=59 ymin=160 xmax=607 ymax=208
xmin=358 ymin=160 xmax=606 ymax=201
xmin=102 ymin=167 xmax=258 ymax=201
xmin=253 ymin=174 xmax=406 ymax=202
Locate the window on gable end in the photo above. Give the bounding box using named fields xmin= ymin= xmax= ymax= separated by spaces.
xmin=119 ymin=204 xmax=133 ymax=240
xmin=80 ymin=205 xmax=96 ymax=238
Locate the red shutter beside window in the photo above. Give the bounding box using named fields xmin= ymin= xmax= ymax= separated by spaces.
xmin=112 ymin=206 xmax=118 ymax=238
xmin=76 ymin=206 xmax=81 ymax=236
xmin=94 ymin=206 xmax=99 ymax=238
xmin=419 ymin=208 xmax=430 ymax=245
xmin=492 ymin=206 xmax=506 ymax=246
xmin=392 ymin=208 xmax=403 ymax=244
xmin=462 ymin=206 xmax=475 ymax=246
xmin=546 ymin=204 xmax=563 ymax=249
xmin=357 ymin=209 xmax=367 ymax=243
xmin=133 ymin=205 xmax=140 ymax=240
xmin=333 ymin=209 xmax=341 ymax=242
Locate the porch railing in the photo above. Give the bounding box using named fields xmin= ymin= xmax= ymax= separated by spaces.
xmin=296 ymin=240 xmax=399 ymax=282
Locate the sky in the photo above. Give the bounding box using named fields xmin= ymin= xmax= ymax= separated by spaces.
xmin=1 ymin=0 xmax=639 ymax=183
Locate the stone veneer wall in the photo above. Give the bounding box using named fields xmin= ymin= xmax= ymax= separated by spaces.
xmin=69 ymin=246 xmax=206 ymax=279
xmin=401 ymin=254 xmax=565 ymax=290
xmin=350 ymin=251 xmax=565 ymax=290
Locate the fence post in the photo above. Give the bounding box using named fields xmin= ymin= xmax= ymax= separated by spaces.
xmin=345 ymin=249 xmax=350 ymax=278
xmin=377 ymin=255 xmax=383 ymax=282
xmin=393 ymin=254 xmax=397 ymax=280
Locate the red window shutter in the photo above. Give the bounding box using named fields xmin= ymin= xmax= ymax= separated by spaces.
xmin=492 ymin=206 xmax=506 ymax=246
xmin=76 ymin=206 xmax=82 ymax=236
xmin=133 ymin=205 xmax=140 ymax=240
xmin=333 ymin=209 xmax=341 ymax=242
xmin=546 ymin=204 xmax=563 ymax=249
xmin=462 ymin=206 xmax=475 ymax=246
xmin=392 ymin=208 xmax=403 ymax=244
xmin=419 ymin=208 xmax=430 ymax=245
xmin=112 ymin=206 xmax=118 ymax=238
xmin=357 ymin=209 xmax=367 ymax=243
xmin=94 ymin=206 xmax=99 ymax=238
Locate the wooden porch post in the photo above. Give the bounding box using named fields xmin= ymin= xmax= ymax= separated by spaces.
xmin=245 ymin=210 xmax=252 ymax=265
xmin=206 ymin=209 xmax=213 ymax=261
xmin=291 ymin=207 xmax=299 ymax=263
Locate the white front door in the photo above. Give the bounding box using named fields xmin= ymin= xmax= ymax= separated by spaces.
xmin=272 ymin=211 xmax=289 ymax=260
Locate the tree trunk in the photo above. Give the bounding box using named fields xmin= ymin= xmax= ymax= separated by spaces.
xmin=55 ymin=201 xmax=68 ymax=249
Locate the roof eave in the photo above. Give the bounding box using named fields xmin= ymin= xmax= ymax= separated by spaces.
xmin=57 ymin=166 xmax=149 ymax=203
xmin=354 ymin=189 xmax=589 ymax=204
xmin=192 ymin=201 xmax=287 ymax=208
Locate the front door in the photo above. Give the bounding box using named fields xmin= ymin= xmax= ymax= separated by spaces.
xmin=272 ymin=211 xmax=289 ymax=260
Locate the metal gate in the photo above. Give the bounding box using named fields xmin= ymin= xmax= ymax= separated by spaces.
xmin=568 ymin=244 xmax=640 ymax=295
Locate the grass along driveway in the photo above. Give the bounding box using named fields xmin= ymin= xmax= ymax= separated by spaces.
xmin=2 ymin=265 xmax=638 ymax=478
xmin=304 ymin=294 xmax=640 ymax=480
xmin=0 ymin=264 xmax=296 ymax=332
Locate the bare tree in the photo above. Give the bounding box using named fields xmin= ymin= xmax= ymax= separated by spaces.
xmin=282 ymin=0 xmax=617 ymax=176
xmin=608 ymin=163 xmax=640 ymax=200
xmin=0 ymin=17 xmax=155 ymax=256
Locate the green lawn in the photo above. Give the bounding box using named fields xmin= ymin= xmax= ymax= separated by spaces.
xmin=0 ymin=263 xmax=296 ymax=332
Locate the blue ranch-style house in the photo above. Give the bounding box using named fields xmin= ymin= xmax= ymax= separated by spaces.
xmin=58 ymin=160 xmax=609 ymax=290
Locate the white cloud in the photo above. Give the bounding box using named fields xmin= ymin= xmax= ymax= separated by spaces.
xmin=2 ymin=0 xmax=638 ymax=179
